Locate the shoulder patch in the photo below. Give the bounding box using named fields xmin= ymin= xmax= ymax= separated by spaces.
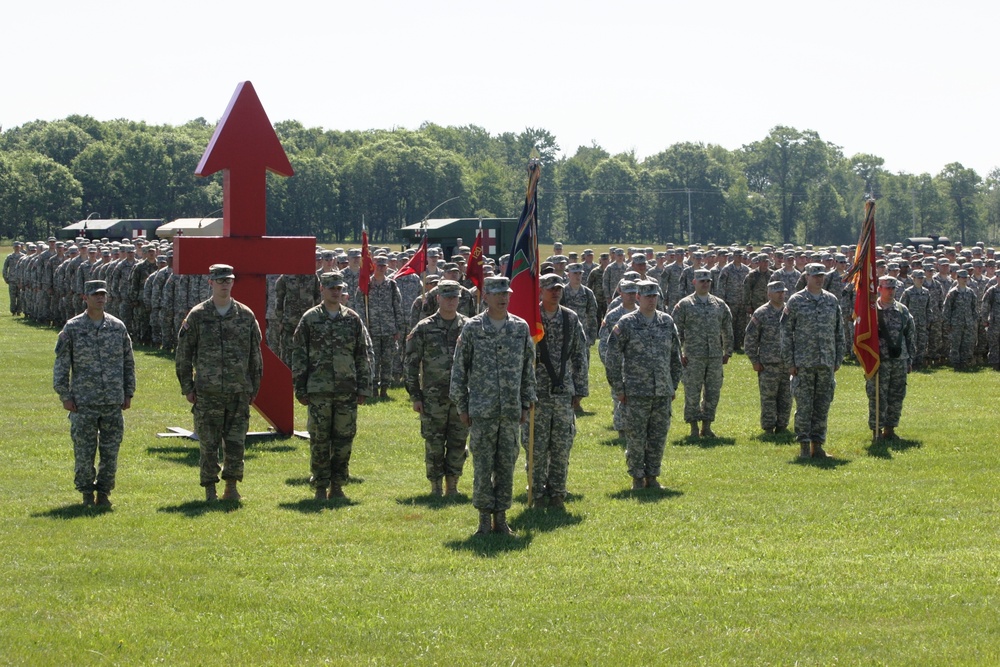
xmin=611 ymin=324 xmax=620 ymax=336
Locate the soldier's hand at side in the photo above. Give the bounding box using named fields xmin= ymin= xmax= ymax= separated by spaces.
xmin=460 ymin=412 xmax=471 ymax=426
xmin=572 ymin=396 xmax=582 ymax=411
xmin=122 ymin=397 xmax=132 ymax=410
xmin=681 ymin=355 xmax=688 ymax=367
xmin=752 ymin=362 xmax=763 ymax=372
xmin=789 ymin=366 xmax=798 ymax=376
xmin=297 ymin=396 xmax=309 ymax=406
xmin=62 ymin=399 xmax=77 ymax=412
xmin=617 ymin=393 xmax=627 ymax=405
xmin=520 ymin=409 xmax=529 ymax=425
xmin=412 ymin=400 xmax=423 ymax=414
xmin=357 ymin=396 xmax=366 ymax=406
xmin=723 ymin=354 xmax=731 ymax=365
xmin=186 ymin=392 xmax=197 ymax=405
xmin=833 ymin=365 xmax=840 ymax=372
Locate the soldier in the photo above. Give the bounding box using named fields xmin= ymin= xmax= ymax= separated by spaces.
xmin=275 ymin=270 xmax=320 ymax=367
xmin=659 ymin=249 xmax=686 ymax=311
xmin=716 ymin=249 xmax=750 ymax=350
xmin=672 ymin=268 xmax=734 ymax=438
xmin=3 ymin=241 xmax=24 ymax=315
xmin=780 ymin=263 xmax=845 ymax=459
xmin=128 ymin=245 xmax=158 ymax=344
xmin=450 ymin=276 xmax=536 ymax=537
xmin=773 ymin=253 xmax=801 ymax=294
xmin=742 ymin=254 xmax=774 ymax=316
xmin=54 ymin=280 xmax=135 ymax=507
xmin=292 ymin=271 xmax=373 ymax=501
xmin=868 ymin=276 xmax=916 ymax=439
xmin=599 ymin=279 xmax=639 ymax=440
xmin=419 ymin=263 xmax=477 ymax=320
xmin=580 ymin=249 xmax=596 ymax=282
xmin=982 ymin=278 xmax=1000 ymax=370
xmin=174 ymin=264 xmax=263 ymax=502
xmin=745 ymin=281 xmax=792 ymax=434
xmin=405 ymin=280 xmax=470 ymax=497
xmin=605 ymin=280 xmax=683 ymax=490
xmin=524 ymin=274 xmax=589 ymax=508
xmin=900 ymin=269 xmax=931 ymax=368
xmin=560 ymin=263 xmax=599 ymax=351
xmin=588 ymin=252 xmax=610 ymax=322
xmin=354 ymin=255 xmax=405 ymax=399
xmin=602 ymin=248 xmax=628 ymax=306
xmin=942 ymin=269 xmax=979 ymax=369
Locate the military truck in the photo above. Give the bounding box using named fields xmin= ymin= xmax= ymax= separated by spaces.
xmin=397 ymin=218 xmax=517 ymax=260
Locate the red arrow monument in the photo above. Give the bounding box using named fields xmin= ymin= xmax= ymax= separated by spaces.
xmin=174 ymin=81 xmax=315 ymax=434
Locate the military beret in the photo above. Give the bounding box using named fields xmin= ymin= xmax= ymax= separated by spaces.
xmin=484 ymin=276 xmax=514 ymax=294
xmin=436 ymin=280 xmax=462 ymax=298
xmin=209 ymin=264 xmax=235 ymax=280
xmin=319 ymin=272 xmax=345 ymax=288
xmin=84 ymin=280 xmax=108 ymax=295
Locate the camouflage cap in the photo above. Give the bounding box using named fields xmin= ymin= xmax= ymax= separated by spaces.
xmin=804 ymin=263 xmax=827 ymax=276
xmin=443 ymin=262 xmax=460 ymax=272
xmin=540 ymin=273 xmax=566 ymax=289
xmin=484 ymin=276 xmax=514 ymax=294
xmin=630 ymin=254 xmax=647 ymax=264
xmin=551 ymin=255 xmax=569 ymax=264
xmin=693 ymin=268 xmax=712 ymax=281
xmin=619 ymin=280 xmax=639 ymax=294
xmin=209 ymin=264 xmax=235 ymax=280
xmin=84 ymin=280 xmax=108 ymax=295
xmin=348 ymin=249 xmax=362 ymax=258
xmin=955 ymin=269 xmax=969 ymax=278
xmin=767 ymin=280 xmax=787 ymax=292
xmin=583 ymin=248 xmax=594 ymax=256
xmin=911 ymin=269 xmax=925 ymax=279
xmin=878 ymin=276 xmax=898 ymax=288
xmin=622 ymin=271 xmax=641 ymax=282
xmin=637 ymin=280 xmax=660 ymax=296
xmin=320 ymin=271 xmax=346 ymax=288
xmin=321 ymin=250 xmax=335 ymax=260
xmin=437 ymin=280 xmax=462 ymax=298
xmin=423 ymin=274 xmax=441 ymax=286
xmin=12 ymin=240 xmax=22 ymax=247
xmin=566 ymin=263 xmax=585 ymax=273
xmin=336 ymin=253 xmax=349 ymax=263
xmin=374 ymin=255 xmax=389 ymax=266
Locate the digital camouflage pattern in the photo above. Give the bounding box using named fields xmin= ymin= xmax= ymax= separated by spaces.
xmin=745 ymin=302 xmax=791 ymax=431
xmin=942 ymin=286 xmax=978 ymax=366
xmin=901 ymin=284 xmax=931 ymax=366
xmin=867 ymin=300 xmax=915 ymax=430
xmin=560 ymin=284 xmax=599 ymax=345
xmin=672 ymin=292 xmax=734 ymax=424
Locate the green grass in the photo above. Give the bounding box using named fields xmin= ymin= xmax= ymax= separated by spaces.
xmin=2 ymin=249 xmax=999 ymax=665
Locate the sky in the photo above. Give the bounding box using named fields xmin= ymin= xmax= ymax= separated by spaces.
xmin=3 ymin=0 xmax=997 ymax=177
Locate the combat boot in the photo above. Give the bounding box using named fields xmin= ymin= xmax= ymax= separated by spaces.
xmin=445 ymin=475 xmax=459 ymax=496
xmin=811 ymin=442 xmax=830 ymax=458
xmin=205 ymin=484 xmax=218 ymax=501
xmin=689 ymin=422 xmax=700 ymax=438
xmin=798 ymin=443 xmax=811 ymax=459
xmin=430 ymin=477 xmax=443 ymax=497
xmin=379 ymin=387 xmax=389 ymax=400
xmin=549 ymin=495 xmax=565 ymax=510
xmin=493 ymin=511 xmax=515 ymax=536
xmin=82 ymin=491 xmax=95 ymax=506
xmin=701 ymin=421 xmax=716 ymax=438
xmin=882 ymin=426 xmax=896 ymax=440
xmin=632 ymin=476 xmax=646 ymax=490
xmin=645 ymin=476 xmax=662 ymax=490
xmin=96 ymin=492 xmax=112 ymax=508
xmin=329 ymin=482 xmax=346 ymax=499
xmin=314 ymin=487 xmax=327 ymax=501
xmin=222 ymin=480 xmax=241 ymax=501
xmin=474 ymin=511 xmax=492 ymax=537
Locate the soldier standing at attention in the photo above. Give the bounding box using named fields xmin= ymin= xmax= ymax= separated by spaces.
xmin=292 ymin=272 xmax=373 ymax=501
xmin=175 ymin=264 xmax=263 ymax=502
xmin=605 ymin=281 xmax=683 ymax=490
xmin=599 ymin=279 xmax=640 ymax=440
xmin=942 ymin=269 xmax=979 ymax=370
xmin=525 ymin=274 xmax=589 ymax=508
xmin=744 ymin=281 xmax=791 ymax=434
xmin=780 ymin=263 xmax=845 ymax=459
xmin=868 ymin=276 xmax=916 ymax=440
xmin=588 ymin=252 xmax=610 ymax=322
xmin=54 ymin=280 xmax=135 ymax=508
xmin=717 ymin=249 xmax=749 ymax=350
xmin=4 ymin=241 xmax=25 ymax=315
xmin=982 ymin=278 xmax=1000 ymax=370
xmin=900 ymin=269 xmax=931 ymax=369
xmin=354 ymin=255 xmax=405 ymax=399
xmin=450 ymin=276 xmax=536 ymax=537
xmin=405 ymin=280 xmax=470 ymax=497
xmin=672 ymin=268 xmax=733 ymax=438
xmin=560 ymin=263 xmax=599 ymax=353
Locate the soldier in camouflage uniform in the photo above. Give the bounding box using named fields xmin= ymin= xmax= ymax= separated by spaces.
xmin=599 ymin=279 xmax=639 ymax=439
xmin=781 ymin=263 xmax=845 ymax=459
xmin=659 ymin=250 xmax=686 ymax=311
xmin=868 ymin=276 xmax=916 ymax=439
xmin=450 ymin=276 xmax=536 ymax=537
xmin=3 ymin=241 xmax=24 ymax=314
xmin=405 ymin=280 xmax=469 ymax=497
xmin=742 ymin=254 xmax=774 ymax=317
xmin=587 ymin=252 xmax=609 ymax=322
xmin=419 ymin=263 xmax=478 ymax=320
xmin=275 ymin=271 xmax=320 ymax=367
xmin=54 ymin=280 xmax=136 ymax=507
xmin=354 ymin=255 xmax=406 ymax=399
xmin=672 ymin=268 xmax=734 ymax=438
xmin=175 ymin=264 xmax=263 ymax=502
xmin=716 ymin=249 xmax=750 ymax=350
xmin=128 ymin=246 xmax=159 ymax=344
xmin=602 ymin=248 xmax=628 ymax=306
xmin=982 ymin=279 xmax=1000 ymax=369
xmin=560 ymin=263 xmax=599 ymax=349
xmin=605 ymin=280 xmax=683 ymax=490
xmin=900 ymin=269 xmax=931 ymax=368
xmin=523 ymin=274 xmax=589 ymax=508
xmin=292 ymin=272 xmax=373 ymax=501
xmin=942 ymin=269 xmax=979 ymax=369
xmin=745 ymin=281 xmax=791 ymax=434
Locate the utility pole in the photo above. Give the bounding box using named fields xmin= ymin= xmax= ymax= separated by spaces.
xmin=686 ymin=187 xmax=693 ymax=243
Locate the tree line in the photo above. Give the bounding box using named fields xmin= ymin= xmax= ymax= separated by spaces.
xmin=2 ymin=116 xmax=998 ymax=247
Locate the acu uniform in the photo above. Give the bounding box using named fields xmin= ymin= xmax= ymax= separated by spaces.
xmin=745 ymin=295 xmax=792 ymax=433
xmin=672 ymin=283 xmax=734 ymax=431
xmin=868 ymin=290 xmax=916 ymax=434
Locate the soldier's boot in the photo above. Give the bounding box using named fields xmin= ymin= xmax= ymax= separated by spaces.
xmin=314 ymin=487 xmax=327 ymax=501
xmin=96 ymin=492 xmax=112 ymax=508
xmin=82 ymin=491 xmax=95 ymax=506
xmin=811 ymin=442 xmax=830 ymax=458
xmin=329 ymin=483 xmax=346 ymax=499
xmin=632 ymin=476 xmax=646 ymax=490
xmin=549 ymin=495 xmax=565 ymax=510
xmin=763 ymin=427 xmax=775 ymax=435
xmin=445 ymin=475 xmax=459 ymax=496
xmin=205 ymin=484 xmax=218 ymax=502
xmin=798 ymin=443 xmax=811 ymax=459
xmin=493 ymin=511 xmax=515 ymax=536
xmin=645 ymin=476 xmax=662 ymax=490
xmin=689 ymin=422 xmax=700 ymax=438
xmin=222 ymin=480 xmax=241 ymax=501
xmin=474 ymin=511 xmax=493 ymax=537
xmin=430 ymin=477 xmax=443 ymax=497
xmin=883 ymin=426 xmax=896 ymax=440
xmin=701 ymin=421 xmax=716 ymax=438
xmin=379 ymin=387 xmax=389 ymax=400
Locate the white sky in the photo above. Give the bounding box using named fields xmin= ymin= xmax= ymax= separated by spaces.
xmin=3 ymin=0 xmax=996 ymax=177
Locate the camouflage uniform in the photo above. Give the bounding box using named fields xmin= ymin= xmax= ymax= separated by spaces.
xmin=291 ymin=302 xmax=373 ymax=491
xmin=3 ymin=248 xmax=24 ymax=314
xmin=560 ymin=284 xmax=599 ymax=346
xmin=522 ymin=305 xmax=589 ymax=503
xmin=780 ymin=288 xmax=845 ymax=448
xmin=982 ymin=283 xmax=1000 ymax=367
xmin=717 ymin=261 xmax=750 ymax=349
xmin=743 ymin=268 xmax=774 ymax=314
xmin=672 ymin=293 xmax=734 ymax=425
xmin=602 ymin=261 xmax=628 ymax=304
xmin=275 ymin=273 xmax=320 ymax=366
xmin=587 ymin=264 xmax=607 ymax=321
xmin=599 ymin=302 xmax=637 ymax=433
xmin=450 ymin=312 xmax=537 ymax=513
xmin=745 ymin=302 xmax=791 ymax=431
xmin=129 ymin=258 xmax=159 ymax=344
xmin=773 ymin=267 xmax=801 ymax=294
xmin=175 ymin=298 xmax=263 ymax=488
xmin=658 ymin=262 xmax=686 ymax=311
xmin=54 ymin=308 xmax=136 ymax=497
xmin=867 ymin=300 xmax=915 ymax=431
xmin=900 ymin=283 xmax=931 ymax=367
xmin=605 ymin=308 xmax=683 ymax=481
xmin=354 ymin=277 xmax=406 ymax=392
xmin=405 ymin=312 xmax=470 ymax=483
xmin=942 ymin=284 xmax=978 ymax=367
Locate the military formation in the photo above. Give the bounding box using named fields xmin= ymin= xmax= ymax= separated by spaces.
xmin=10 ymin=232 xmax=996 ymax=533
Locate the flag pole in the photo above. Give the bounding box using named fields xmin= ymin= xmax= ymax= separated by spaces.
xmin=874 ymin=370 xmax=880 ymax=441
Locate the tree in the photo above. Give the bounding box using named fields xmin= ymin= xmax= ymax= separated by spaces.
xmin=7 ymin=151 xmax=83 ymax=238
xmin=937 ymin=162 xmax=981 ymax=244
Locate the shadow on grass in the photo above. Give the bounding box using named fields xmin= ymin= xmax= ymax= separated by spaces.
xmin=513 ymin=492 xmax=586 ymax=505
xmin=445 ymin=532 xmax=533 ymax=556
xmin=789 ymin=455 xmax=850 ymax=469
xmin=866 ymin=437 xmax=922 ymax=459
xmin=285 ymin=476 xmax=365 ymax=487
xmin=395 ymin=493 xmax=471 ymax=508
xmin=672 ymin=435 xmax=737 ymax=449
xmin=510 ymin=506 xmax=584 ymax=534
xmin=157 ymin=499 xmax=244 ymax=517
xmin=33 ymin=504 xmax=114 ymax=519
xmin=753 ymin=430 xmax=796 ymax=445
xmin=279 ymin=497 xmax=359 ymax=514
xmin=147 ymin=445 xmax=199 ymax=467
xmin=608 ymin=487 xmax=683 ymax=503
xmin=600 ymin=436 xmax=625 ymax=448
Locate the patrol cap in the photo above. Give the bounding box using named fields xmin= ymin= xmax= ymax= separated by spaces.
xmin=767 ymin=280 xmax=787 ymax=292
xmin=540 ymin=273 xmax=566 ymax=289
xmin=47 ymin=236 xmax=56 ymax=242
xmin=321 ymin=250 xmax=335 ymax=260
xmin=551 ymin=255 xmax=569 ymax=264
xmin=423 ymin=274 xmax=441 ymax=286
xmin=583 ymin=249 xmax=594 ymax=256
xmin=208 ymin=264 xmax=236 ymax=280
xmin=911 ymin=269 xmax=925 ymax=278
xmin=618 ymin=280 xmax=639 ymax=294
xmin=622 ymin=271 xmax=641 ymax=282
xmin=437 ymin=280 xmax=462 ymax=298
xmin=804 ymin=263 xmax=827 ymax=276
xmin=599 ymin=252 xmax=609 ymax=260
xmin=878 ymin=276 xmax=898 ymax=288
xmin=427 ymin=247 xmax=441 ymax=256
xmin=374 ymin=255 xmax=389 ymax=266
xmin=693 ymin=269 xmax=712 ymax=281
xmin=12 ymin=241 xmax=22 ymax=247
xmin=454 ymin=255 xmax=467 ymax=265
xmin=336 ymin=253 xmax=349 ymax=263
xmin=84 ymin=280 xmax=108 ymax=295
xmin=630 ymin=254 xmax=647 ymax=265
xmin=732 ymin=248 xmax=744 ymax=256
xmin=484 ymin=276 xmax=513 ymax=294
xmin=955 ymin=268 xmax=969 ymax=278
xmin=755 ymin=253 xmax=769 ymax=262
xmin=637 ymin=280 xmax=660 ymax=296
xmin=443 ymin=262 xmax=460 ymax=272
xmin=348 ymin=249 xmax=362 ymax=258
xmin=124 ymin=244 xmax=135 ymax=253
xmin=566 ymin=263 xmax=584 ymax=273
xmin=319 ymin=271 xmax=345 ymax=288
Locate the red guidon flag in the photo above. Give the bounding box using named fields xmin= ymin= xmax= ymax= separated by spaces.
xmin=358 ymin=224 xmax=374 ymax=296
xmin=395 ymin=234 xmax=427 ymax=279
xmin=504 ymin=160 xmax=543 ymax=343
xmin=847 ymin=199 xmax=880 ymax=378
xmin=467 ymin=223 xmax=485 ymax=293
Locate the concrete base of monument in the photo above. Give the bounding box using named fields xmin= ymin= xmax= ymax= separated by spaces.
xmin=157 ymin=426 xmax=310 ymax=440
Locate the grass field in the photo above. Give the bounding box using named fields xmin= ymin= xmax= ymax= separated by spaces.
xmin=1 ymin=250 xmax=999 ymax=666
